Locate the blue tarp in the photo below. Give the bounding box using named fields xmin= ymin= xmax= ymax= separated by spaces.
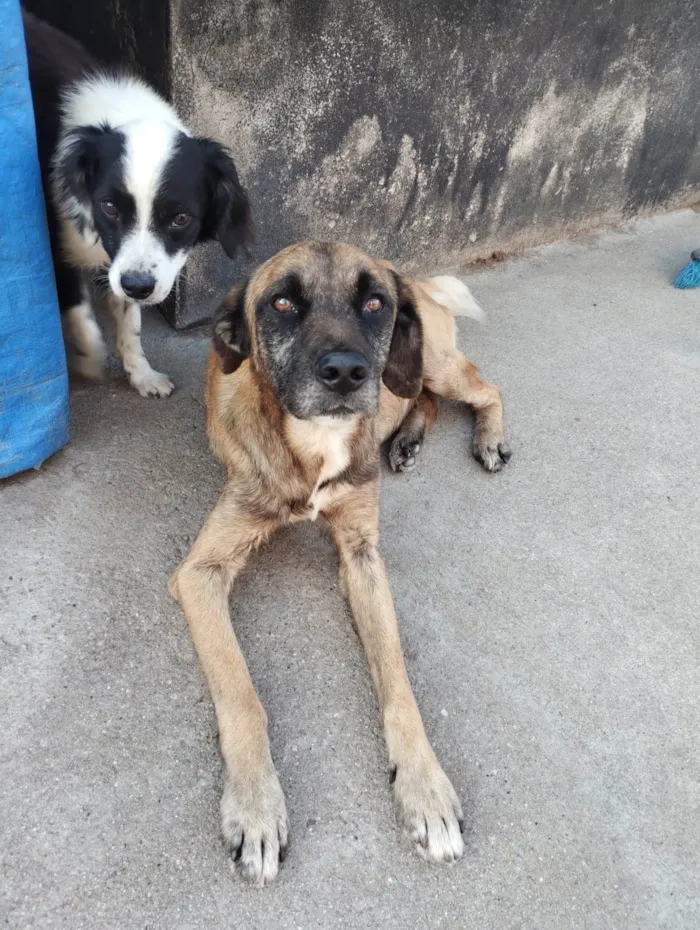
xmin=0 ymin=0 xmax=69 ymax=479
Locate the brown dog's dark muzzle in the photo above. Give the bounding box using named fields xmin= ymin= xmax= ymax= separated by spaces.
xmin=315 ymin=350 xmax=370 ymax=394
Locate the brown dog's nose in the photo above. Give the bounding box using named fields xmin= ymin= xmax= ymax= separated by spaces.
xmin=315 ymin=351 xmax=369 ymax=394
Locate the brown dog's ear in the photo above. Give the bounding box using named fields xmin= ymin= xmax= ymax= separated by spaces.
xmin=382 ymin=272 xmax=424 ymax=398
xmin=213 ymin=282 xmax=251 ymax=374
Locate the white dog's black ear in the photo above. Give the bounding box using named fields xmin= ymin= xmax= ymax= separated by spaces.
xmin=200 ymin=141 xmax=253 ymax=260
xmin=382 ymin=272 xmax=424 ymax=398
xmin=53 ymin=125 xmax=123 ymax=207
xmin=213 ymin=281 xmax=251 ymax=374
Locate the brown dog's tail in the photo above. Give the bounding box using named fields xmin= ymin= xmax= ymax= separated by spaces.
xmin=417 ymin=275 xmax=485 ymax=322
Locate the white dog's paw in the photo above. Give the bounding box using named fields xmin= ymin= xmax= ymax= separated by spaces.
xmin=221 ymin=766 xmax=290 ymax=886
xmin=391 ymin=755 xmax=464 ymax=863
xmin=63 ymin=302 xmax=107 ymax=379
xmin=68 ymin=346 xmax=107 ymax=380
xmin=128 ymin=367 xmax=174 ymax=398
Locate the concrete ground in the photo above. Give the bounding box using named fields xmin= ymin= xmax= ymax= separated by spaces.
xmin=2 ymin=211 xmax=699 ymax=929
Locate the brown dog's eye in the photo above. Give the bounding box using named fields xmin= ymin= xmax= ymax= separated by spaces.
xmin=364 ymin=296 xmax=383 ymax=313
xmin=273 ymin=296 xmax=293 ymax=313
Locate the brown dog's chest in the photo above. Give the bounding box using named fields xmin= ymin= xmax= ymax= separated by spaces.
xmin=284 ymin=416 xmax=359 ymax=520
xmin=208 ymin=359 xmax=381 ymax=523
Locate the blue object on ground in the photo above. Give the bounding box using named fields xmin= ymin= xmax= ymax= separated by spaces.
xmin=673 ymin=249 xmax=700 ymax=289
xmin=0 ymin=0 xmax=69 ymax=479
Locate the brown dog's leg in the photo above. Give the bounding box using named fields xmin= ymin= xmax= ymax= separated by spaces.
xmin=425 ymin=354 xmax=511 ymax=472
xmin=169 ymin=488 xmax=288 ymax=885
xmin=324 ymin=485 xmax=464 ymax=862
xmin=413 ymin=284 xmax=511 ymax=471
xmin=387 ymin=389 xmax=439 ymax=473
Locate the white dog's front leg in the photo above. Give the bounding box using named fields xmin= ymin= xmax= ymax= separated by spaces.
xmin=111 ymin=299 xmax=174 ymax=398
xmin=62 ymin=299 xmax=108 ymax=380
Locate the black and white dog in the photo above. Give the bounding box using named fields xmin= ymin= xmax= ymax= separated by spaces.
xmin=23 ymin=12 xmax=251 ymax=396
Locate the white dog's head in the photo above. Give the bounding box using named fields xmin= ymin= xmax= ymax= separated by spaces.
xmin=52 ymin=76 xmax=251 ymax=304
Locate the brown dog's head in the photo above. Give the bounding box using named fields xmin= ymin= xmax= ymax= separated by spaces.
xmin=213 ymin=241 xmax=423 ymax=419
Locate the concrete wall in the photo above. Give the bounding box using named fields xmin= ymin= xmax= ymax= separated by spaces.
xmin=24 ymin=1 xmax=700 ymax=326
xmin=171 ymin=0 xmax=700 ymax=325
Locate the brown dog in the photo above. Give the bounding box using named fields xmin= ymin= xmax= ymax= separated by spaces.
xmin=169 ymin=241 xmax=510 ymax=885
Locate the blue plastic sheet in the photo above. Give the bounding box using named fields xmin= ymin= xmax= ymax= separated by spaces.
xmin=0 ymin=0 xmax=69 ymax=479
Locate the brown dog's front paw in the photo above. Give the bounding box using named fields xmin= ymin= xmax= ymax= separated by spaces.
xmin=392 ymin=757 xmax=464 ymax=863
xmin=389 ymin=435 xmax=423 ymax=473
xmin=221 ymin=767 xmax=290 ymax=886
xmin=472 ymin=433 xmax=512 ymax=472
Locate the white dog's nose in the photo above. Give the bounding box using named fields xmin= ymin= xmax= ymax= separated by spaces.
xmin=120 ymin=272 xmax=155 ymax=301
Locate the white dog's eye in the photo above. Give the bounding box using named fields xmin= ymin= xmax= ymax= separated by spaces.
xmin=101 ymin=200 xmax=118 ymax=219
xmin=171 ymin=213 xmax=191 ymax=228
xmin=273 ymin=296 xmax=293 ymax=313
